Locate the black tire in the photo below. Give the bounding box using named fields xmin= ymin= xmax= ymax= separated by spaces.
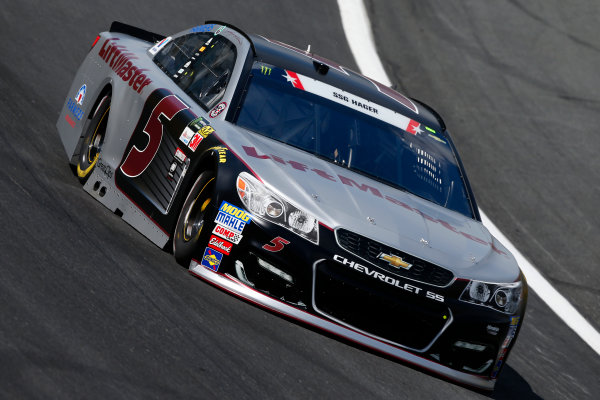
xmin=77 ymin=95 xmax=110 ymax=183
xmin=173 ymin=171 xmax=217 ymax=266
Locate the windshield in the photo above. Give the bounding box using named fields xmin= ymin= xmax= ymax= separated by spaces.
xmin=235 ymin=62 xmax=473 ymax=217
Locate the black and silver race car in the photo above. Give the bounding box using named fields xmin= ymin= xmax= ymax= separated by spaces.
xmin=57 ymin=21 xmax=527 ymax=390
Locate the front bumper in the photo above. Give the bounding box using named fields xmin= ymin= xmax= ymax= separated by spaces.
xmin=188 ymin=199 xmax=525 ymax=390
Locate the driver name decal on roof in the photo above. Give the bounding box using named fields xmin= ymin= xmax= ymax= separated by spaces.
xmin=281 ymin=69 xmax=420 ymax=136
xmin=262 ymin=37 xmax=419 ymax=114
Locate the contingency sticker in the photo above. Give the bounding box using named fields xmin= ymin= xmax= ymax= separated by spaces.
xmin=149 ymin=36 xmax=172 ymax=55
xmin=209 ymin=102 xmax=227 ymax=118
xmin=213 ymin=201 xmax=252 ymax=234
xmin=207 ymin=234 xmax=233 ymax=255
xmin=201 ymin=247 xmax=223 ymax=272
xmin=212 ymin=224 xmax=243 ymax=244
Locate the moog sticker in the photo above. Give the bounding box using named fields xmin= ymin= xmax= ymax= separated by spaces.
xmin=213 ymin=201 xmax=252 ymax=234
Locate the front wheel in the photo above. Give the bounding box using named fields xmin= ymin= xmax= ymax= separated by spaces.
xmin=77 ymin=95 xmax=110 ymax=183
xmin=173 ymin=171 xmax=216 ymax=266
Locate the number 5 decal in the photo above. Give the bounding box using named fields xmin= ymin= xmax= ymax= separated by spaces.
xmin=262 ymin=237 xmax=290 ymax=252
xmin=120 ymin=94 xmax=189 ymax=177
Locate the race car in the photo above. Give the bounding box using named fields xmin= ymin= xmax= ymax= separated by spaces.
xmin=56 ymin=21 xmax=527 ymax=390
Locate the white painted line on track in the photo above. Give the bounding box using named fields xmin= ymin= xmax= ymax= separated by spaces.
xmin=337 ymin=0 xmax=600 ymax=356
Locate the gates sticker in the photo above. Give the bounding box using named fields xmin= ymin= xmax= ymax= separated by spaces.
xmin=212 ymin=224 xmax=243 ymax=244
xmin=201 ymin=247 xmax=223 ymax=272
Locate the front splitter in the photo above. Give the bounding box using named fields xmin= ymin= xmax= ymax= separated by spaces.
xmin=189 ymin=259 xmax=496 ymax=391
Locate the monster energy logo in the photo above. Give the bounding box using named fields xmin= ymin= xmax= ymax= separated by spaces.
xmin=260 ymin=66 xmax=272 ymax=76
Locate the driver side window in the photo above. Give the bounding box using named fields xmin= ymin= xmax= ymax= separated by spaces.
xmin=153 ymin=33 xmax=237 ymax=110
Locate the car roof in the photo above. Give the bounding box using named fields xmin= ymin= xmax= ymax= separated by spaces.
xmin=249 ymin=33 xmax=444 ymax=132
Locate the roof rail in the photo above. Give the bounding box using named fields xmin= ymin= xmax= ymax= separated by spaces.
xmin=204 ymin=20 xmax=256 ymax=56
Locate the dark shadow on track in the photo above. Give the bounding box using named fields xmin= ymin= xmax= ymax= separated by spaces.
xmin=491 ymin=365 xmax=542 ymax=400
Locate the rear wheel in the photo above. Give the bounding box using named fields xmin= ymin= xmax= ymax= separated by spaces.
xmin=173 ymin=171 xmax=217 ymax=266
xmin=77 ymin=95 xmax=110 ymax=183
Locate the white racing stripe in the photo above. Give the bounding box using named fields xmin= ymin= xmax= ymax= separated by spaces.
xmin=337 ymin=0 xmax=600 ymax=356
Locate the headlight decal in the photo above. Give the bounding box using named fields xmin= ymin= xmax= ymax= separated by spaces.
xmin=459 ymin=279 xmax=523 ymax=314
xmin=237 ymin=172 xmax=319 ymax=243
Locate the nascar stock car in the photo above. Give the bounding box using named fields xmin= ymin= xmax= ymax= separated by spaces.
xmin=56 ymin=21 xmax=527 ymax=390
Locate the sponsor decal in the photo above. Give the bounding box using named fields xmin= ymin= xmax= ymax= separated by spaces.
xmin=491 ymin=316 xmax=520 ymax=378
xmin=168 ymin=147 xmax=187 ymax=180
xmin=486 ymin=325 xmax=500 ymax=336
xmin=179 ymin=127 xmax=195 ymax=145
xmin=188 ymin=132 xmax=203 ymax=151
xmin=242 ymin=145 xmax=507 ymax=256
xmin=333 ymin=255 xmax=444 ymax=302
xmin=201 ymin=247 xmax=223 ymax=272
xmin=189 ymin=116 xmax=209 ymax=127
xmin=214 ymin=26 xmax=226 ymax=36
xmin=174 ymin=147 xmax=186 ymax=163
xmin=191 ymin=24 xmax=214 ymax=33
xmin=214 ymin=212 xmax=246 ymax=233
xmin=180 ymin=118 xmax=214 ymax=151
xmin=67 ymin=97 xmax=85 ymax=121
xmin=213 ymin=201 xmax=252 ymax=234
xmin=209 ymin=146 xmax=227 ymax=163
xmin=218 ymin=201 xmax=252 ymax=222
xmin=283 ymin=70 xmax=305 ymax=90
xmin=75 ymin=84 xmax=86 ymax=106
xmin=98 ymin=38 xmax=152 ymax=94
xmin=96 ymin=159 xmax=113 ymax=179
xmin=65 ymin=114 xmax=75 ymax=128
xmin=212 ymin=224 xmax=243 ymax=244
xmin=377 ymin=253 xmax=412 ymax=270
xmin=209 ymin=101 xmax=227 ymax=118
xmin=407 ymin=119 xmax=423 ymax=135
xmin=208 ymin=234 xmax=233 ymax=255
xmin=260 ymin=65 xmax=272 ymax=76
xmin=149 ymin=36 xmax=172 ymax=55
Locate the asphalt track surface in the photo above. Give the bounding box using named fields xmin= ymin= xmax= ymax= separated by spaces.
xmin=1 ymin=1 xmax=599 ymax=398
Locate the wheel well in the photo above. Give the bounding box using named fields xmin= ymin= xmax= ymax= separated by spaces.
xmin=87 ymin=84 xmax=113 ymax=120
xmin=167 ymin=152 xmax=220 ymax=247
xmin=69 ymin=84 xmax=113 ymax=166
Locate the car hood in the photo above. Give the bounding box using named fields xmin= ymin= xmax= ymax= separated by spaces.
xmin=215 ymin=124 xmax=520 ymax=283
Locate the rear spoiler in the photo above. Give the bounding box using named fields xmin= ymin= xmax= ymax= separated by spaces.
xmin=109 ymin=21 xmax=165 ymax=43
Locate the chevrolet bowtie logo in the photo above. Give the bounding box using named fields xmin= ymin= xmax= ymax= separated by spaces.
xmin=378 ymin=253 xmax=412 ymax=270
